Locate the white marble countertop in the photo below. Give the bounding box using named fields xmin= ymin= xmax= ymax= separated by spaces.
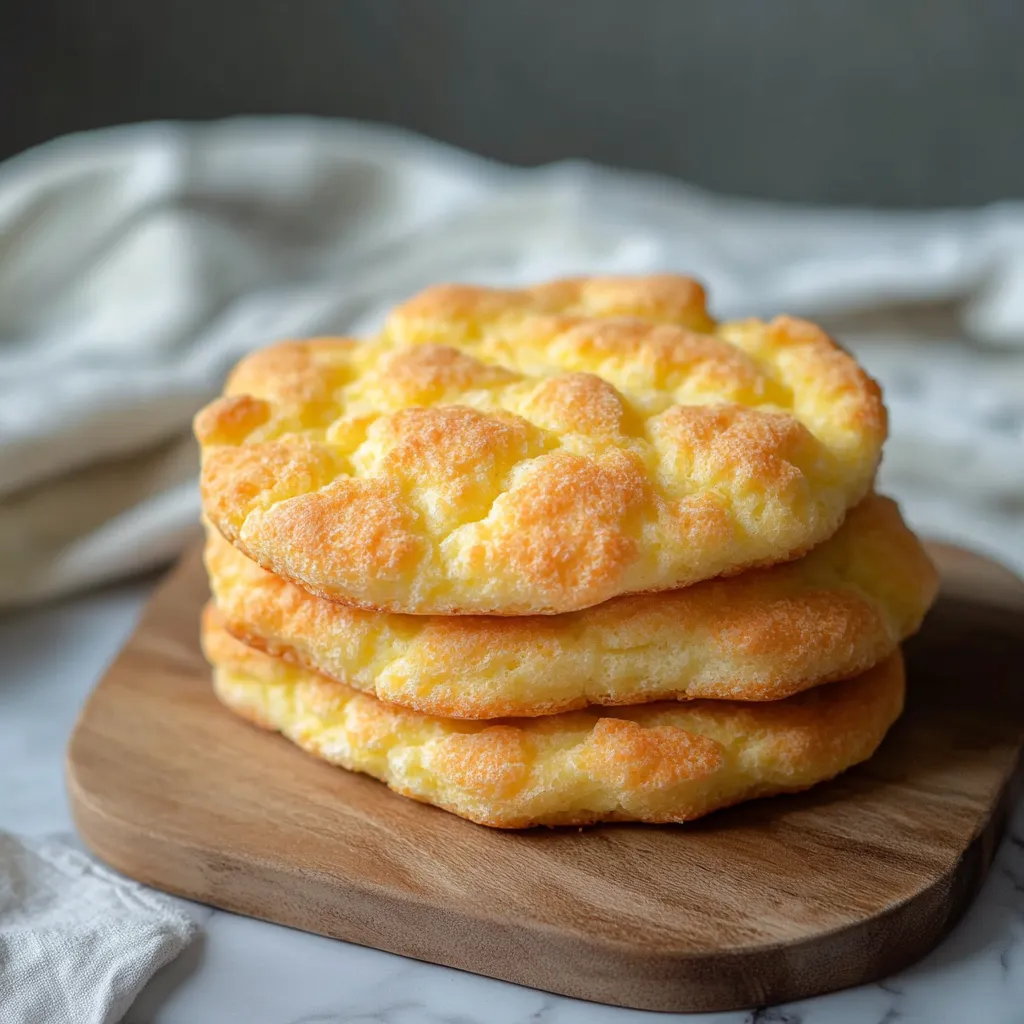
xmin=3 ymin=578 xmax=1023 ymax=1024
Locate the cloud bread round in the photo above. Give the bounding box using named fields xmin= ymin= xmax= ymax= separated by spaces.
xmin=196 ymin=274 xmax=886 ymax=614
xmin=202 ymin=605 xmax=905 ymax=829
xmin=206 ymin=495 xmax=936 ymax=718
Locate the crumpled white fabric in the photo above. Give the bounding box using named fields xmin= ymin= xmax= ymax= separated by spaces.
xmin=0 ymin=832 xmax=198 ymax=1024
xmin=1 ymin=116 xmax=1021 ymax=605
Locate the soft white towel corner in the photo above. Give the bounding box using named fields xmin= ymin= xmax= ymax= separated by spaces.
xmin=0 ymin=832 xmax=198 ymax=1024
xmin=0 ymin=117 xmax=1022 ymax=605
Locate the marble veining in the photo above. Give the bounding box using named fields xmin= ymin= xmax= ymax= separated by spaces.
xmin=2 ymin=579 xmax=1022 ymax=1024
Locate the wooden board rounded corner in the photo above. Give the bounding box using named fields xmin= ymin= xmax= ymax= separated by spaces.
xmin=66 ymin=541 xmax=1024 ymax=1013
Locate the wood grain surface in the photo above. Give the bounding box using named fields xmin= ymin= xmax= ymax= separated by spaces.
xmin=67 ymin=541 xmax=1024 ymax=1013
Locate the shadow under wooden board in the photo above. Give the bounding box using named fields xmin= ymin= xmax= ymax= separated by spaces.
xmin=68 ymin=540 xmax=1024 ymax=1013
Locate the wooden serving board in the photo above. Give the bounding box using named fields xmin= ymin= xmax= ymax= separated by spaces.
xmin=68 ymin=541 xmax=1024 ymax=1013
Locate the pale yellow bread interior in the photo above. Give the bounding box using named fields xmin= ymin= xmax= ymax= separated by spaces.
xmin=196 ymin=275 xmax=886 ymax=614
xmin=206 ymin=494 xmax=934 ymax=718
xmin=202 ymin=605 xmax=905 ymax=829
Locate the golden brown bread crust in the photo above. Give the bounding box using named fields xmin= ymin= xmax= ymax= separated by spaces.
xmin=201 ymin=605 xmax=905 ymax=829
xmin=205 ymin=494 xmax=936 ymax=718
xmin=388 ymin=276 xmax=717 ymax=338
xmin=196 ymin=275 xmax=887 ymax=614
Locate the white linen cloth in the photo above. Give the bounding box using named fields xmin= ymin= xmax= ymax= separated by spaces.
xmin=0 ymin=116 xmax=1022 ymax=605
xmin=0 ymin=832 xmax=198 ymax=1024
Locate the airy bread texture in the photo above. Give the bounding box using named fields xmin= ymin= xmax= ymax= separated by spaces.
xmin=202 ymin=605 xmax=905 ymax=829
xmin=196 ymin=275 xmax=886 ymax=614
xmin=206 ymin=495 xmax=936 ymax=718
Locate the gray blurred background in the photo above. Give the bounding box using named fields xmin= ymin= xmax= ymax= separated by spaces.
xmin=6 ymin=0 xmax=1022 ymax=207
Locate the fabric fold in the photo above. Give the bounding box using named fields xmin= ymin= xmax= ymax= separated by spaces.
xmin=1 ymin=117 xmax=1021 ymax=606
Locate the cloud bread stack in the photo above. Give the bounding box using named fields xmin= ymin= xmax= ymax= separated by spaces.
xmin=195 ymin=275 xmax=938 ymax=828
